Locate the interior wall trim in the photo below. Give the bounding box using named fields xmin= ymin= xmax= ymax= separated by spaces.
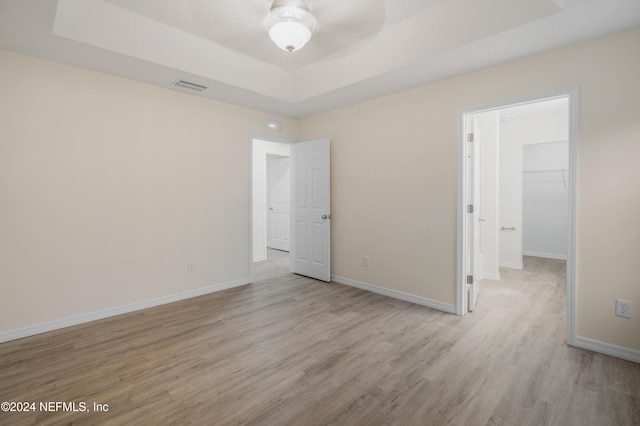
xmin=575 ymin=336 xmax=640 ymax=364
xmin=481 ymin=272 xmax=501 ymax=281
xmin=522 ymin=251 xmax=567 ymax=260
xmin=499 ymin=261 xmax=524 ymax=270
xmin=0 ymin=277 xmax=250 ymax=344
xmin=331 ymin=275 xmax=456 ymax=314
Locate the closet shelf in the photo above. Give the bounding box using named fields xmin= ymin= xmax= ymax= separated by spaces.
xmin=524 ymin=168 xmax=568 ymax=189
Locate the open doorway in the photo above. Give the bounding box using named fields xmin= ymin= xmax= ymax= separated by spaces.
xmin=457 ymin=89 xmax=578 ymax=346
xmin=251 ymin=138 xmax=291 ymax=273
xmin=250 ymin=136 xmax=332 ymax=283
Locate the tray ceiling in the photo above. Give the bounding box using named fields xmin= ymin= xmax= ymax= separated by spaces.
xmin=0 ymin=0 xmax=639 ymax=117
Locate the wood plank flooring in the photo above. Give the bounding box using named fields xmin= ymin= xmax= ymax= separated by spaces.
xmin=1 ymin=250 xmax=638 ymax=425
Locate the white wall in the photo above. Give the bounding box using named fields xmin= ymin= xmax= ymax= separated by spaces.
xmin=0 ymin=49 xmax=298 ymax=338
xmin=252 ymin=140 xmax=290 ymax=262
xmin=476 ymin=111 xmax=500 ymax=280
xmin=499 ymin=101 xmax=569 ymax=269
xmin=523 ymin=141 xmax=569 ymax=259
xmin=301 ymin=28 xmax=640 ymax=352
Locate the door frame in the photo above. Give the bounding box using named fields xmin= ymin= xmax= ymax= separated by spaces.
xmin=467 ymin=116 xmax=481 ymax=312
xmin=456 ymin=87 xmax=579 ymax=347
xmin=249 ymin=134 xmax=294 ymax=284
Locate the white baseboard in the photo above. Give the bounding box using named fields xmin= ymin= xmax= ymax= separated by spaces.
xmin=481 ymin=272 xmax=501 ymax=281
xmin=523 ymin=251 xmax=567 ymax=260
xmin=0 ymin=277 xmax=250 ymax=344
xmin=331 ymin=275 xmax=456 ymax=314
xmin=574 ymin=336 xmax=640 ymax=364
xmin=500 ymin=261 xmax=524 ymax=270
xmin=253 ymin=256 xmax=267 ymax=262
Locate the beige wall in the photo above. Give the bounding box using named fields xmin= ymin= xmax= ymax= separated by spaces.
xmin=0 ymin=49 xmax=298 ymax=333
xmin=300 ymin=28 xmax=640 ymax=351
xmin=1 ymin=28 xmax=639 ymax=353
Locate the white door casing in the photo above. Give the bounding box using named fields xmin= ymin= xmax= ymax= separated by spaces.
xmin=290 ymin=138 xmax=331 ymax=282
xmin=457 ymin=89 xmax=577 ymax=352
xmin=267 ymin=156 xmax=290 ymax=252
xmin=468 ymin=117 xmax=481 ymax=312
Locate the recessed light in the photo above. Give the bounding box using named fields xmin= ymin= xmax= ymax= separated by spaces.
xmin=266 ymin=120 xmax=283 ymax=131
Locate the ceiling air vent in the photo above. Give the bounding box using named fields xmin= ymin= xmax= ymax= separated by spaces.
xmin=173 ymin=80 xmax=207 ymax=92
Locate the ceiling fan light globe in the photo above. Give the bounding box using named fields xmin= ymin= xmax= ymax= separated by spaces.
xmin=269 ymin=21 xmax=311 ymax=52
xmin=264 ymin=0 xmax=317 ymax=52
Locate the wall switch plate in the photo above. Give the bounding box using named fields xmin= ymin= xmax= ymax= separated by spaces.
xmin=187 ymin=262 xmax=196 ymax=273
xmin=615 ymin=299 xmax=632 ymax=319
xmin=362 ymin=256 xmax=369 ymax=267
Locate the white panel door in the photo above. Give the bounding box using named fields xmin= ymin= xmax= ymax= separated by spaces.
xmin=468 ymin=117 xmax=481 ymax=311
xmin=290 ymin=138 xmax=331 ymax=282
xmin=267 ymin=156 xmax=290 ymax=251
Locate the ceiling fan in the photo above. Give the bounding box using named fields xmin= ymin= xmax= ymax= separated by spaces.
xmin=105 ymin=0 xmax=386 ymax=62
xmin=264 ymin=0 xmax=317 ymax=52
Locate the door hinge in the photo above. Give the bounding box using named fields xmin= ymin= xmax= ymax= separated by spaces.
xmin=467 ymin=204 xmax=474 ymax=214
xmin=467 ymin=133 xmax=474 ymax=142
xmin=467 ymin=275 xmax=474 ymax=285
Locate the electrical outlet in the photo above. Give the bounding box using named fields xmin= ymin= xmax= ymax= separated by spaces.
xmin=362 ymin=256 xmax=369 ymax=267
xmin=615 ymin=299 xmax=632 ymax=319
xmin=187 ymin=262 xmax=196 ymax=273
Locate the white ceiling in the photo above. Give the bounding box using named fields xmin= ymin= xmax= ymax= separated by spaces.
xmin=0 ymin=0 xmax=639 ymax=118
xmin=500 ymin=97 xmax=569 ymax=122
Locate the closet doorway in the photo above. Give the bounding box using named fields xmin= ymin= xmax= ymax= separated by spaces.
xmin=499 ymin=98 xmax=570 ymax=271
xmin=458 ymin=89 xmax=578 ymax=345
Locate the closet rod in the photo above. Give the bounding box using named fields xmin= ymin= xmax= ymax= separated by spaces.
xmin=523 ymin=168 xmax=567 ymax=173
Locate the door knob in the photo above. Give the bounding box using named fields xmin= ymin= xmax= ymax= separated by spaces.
xmin=268 ymin=207 xmax=273 ymax=211
xmin=322 ymin=214 xmax=331 ymax=220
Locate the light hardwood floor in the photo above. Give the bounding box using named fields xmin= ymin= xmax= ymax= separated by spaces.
xmin=1 ymin=250 xmax=638 ymax=425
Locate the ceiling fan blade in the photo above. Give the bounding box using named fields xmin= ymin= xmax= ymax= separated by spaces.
xmin=105 ymin=0 xmax=390 ymax=69
xmin=105 ymin=0 xmax=203 ymax=36
xmin=188 ymin=0 xmax=268 ymax=42
xmin=308 ymin=0 xmax=385 ymax=52
xmin=104 ymin=0 xmax=269 ymax=44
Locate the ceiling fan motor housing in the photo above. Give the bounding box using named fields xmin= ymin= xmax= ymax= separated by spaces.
xmin=264 ymin=0 xmax=317 ymax=52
